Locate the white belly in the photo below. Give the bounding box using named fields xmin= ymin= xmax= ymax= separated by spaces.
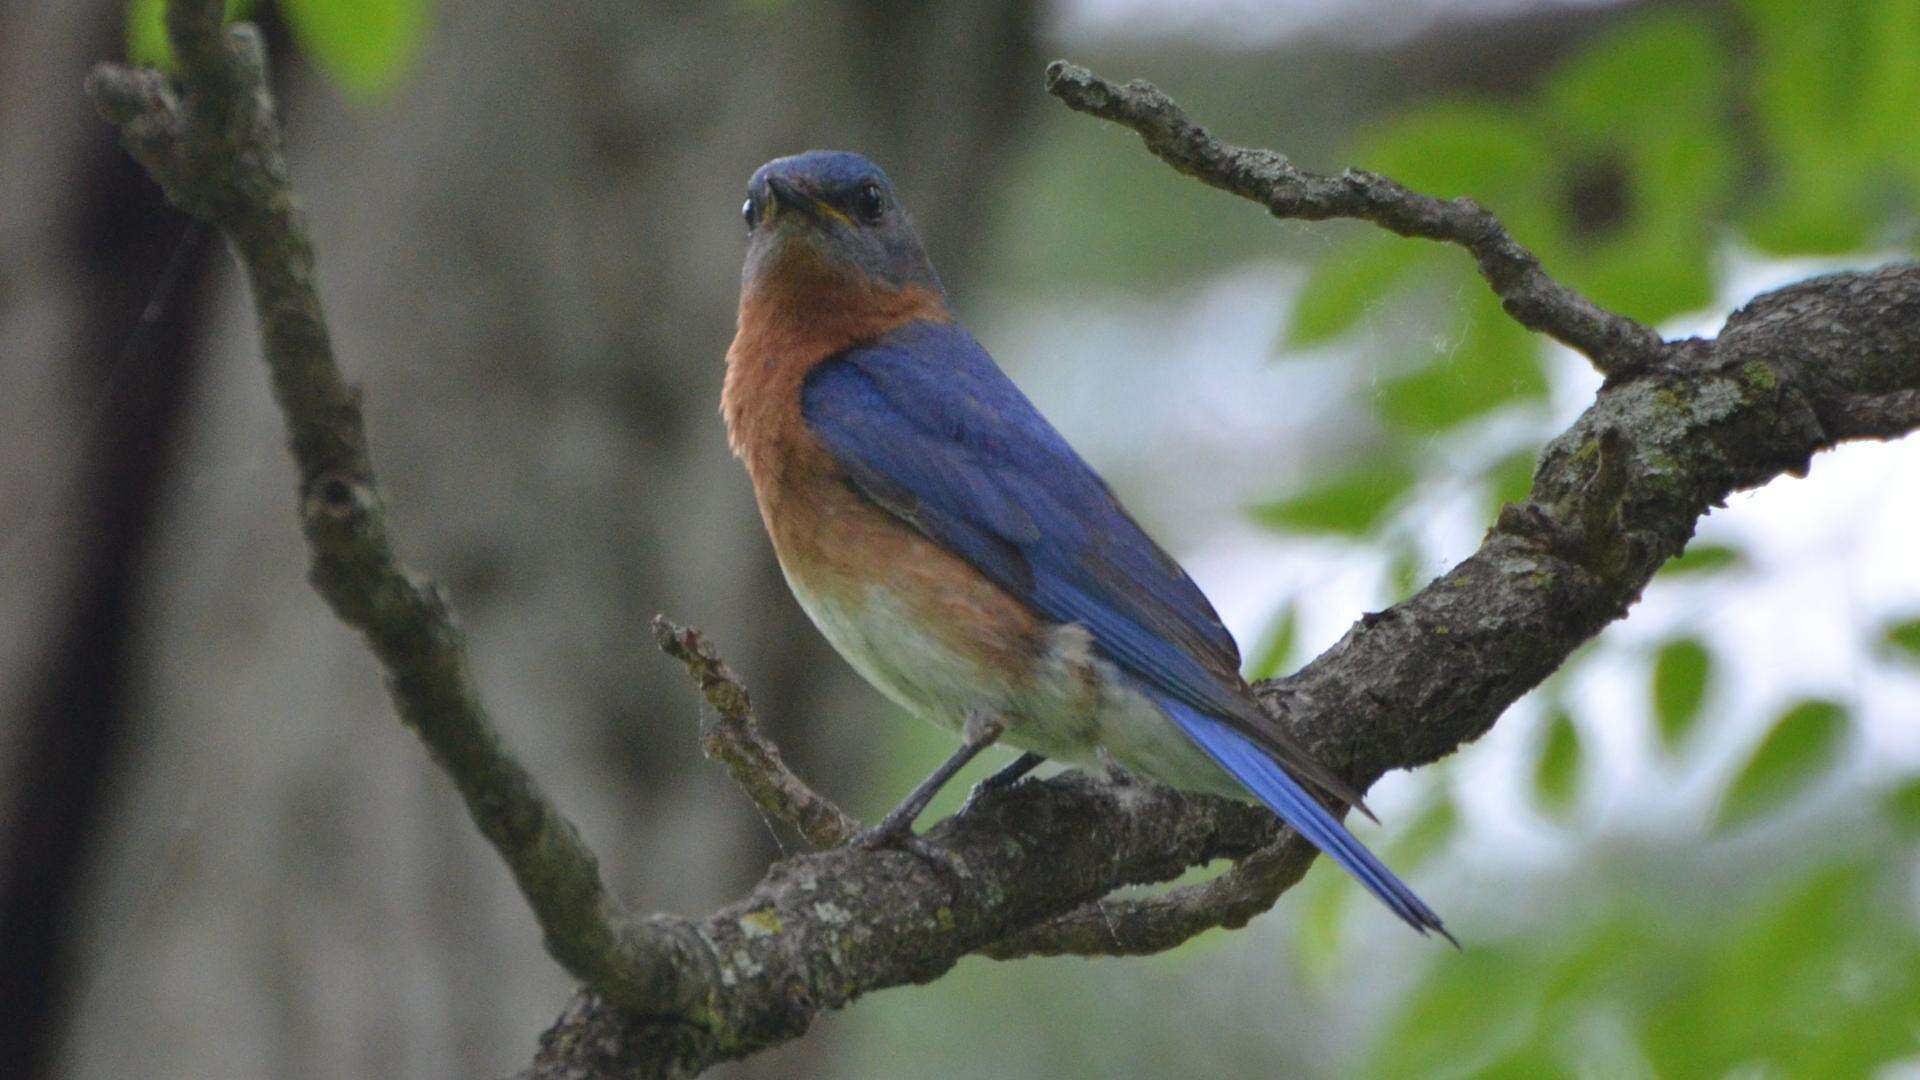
xmin=786 ymin=570 xmax=1245 ymax=800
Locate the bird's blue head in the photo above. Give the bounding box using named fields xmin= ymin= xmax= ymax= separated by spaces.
xmin=740 ymin=151 xmax=942 ymax=297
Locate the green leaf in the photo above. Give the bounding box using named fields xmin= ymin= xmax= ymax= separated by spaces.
xmin=1716 ymin=698 xmax=1850 ymax=831
xmin=1741 ymin=161 xmax=1877 ymax=256
xmin=1286 ymin=237 xmax=1424 ymax=349
xmin=127 ymin=0 xmax=256 ymax=67
xmin=1650 ymin=637 xmax=1713 ymax=750
xmin=1568 ymin=174 xmax=1724 ymax=321
xmin=1735 ymin=0 xmax=1920 ymax=256
xmin=1244 ymin=603 xmax=1298 ymax=682
xmin=1659 ymin=542 xmax=1746 ymax=577
xmin=1533 ymin=709 xmax=1581 ymax=814
xmin=1540 ymin=11 xmax=1728 ymax=140
xmin=1879 ymin=616 xmax=1920 ymax=666
xmin=281 ymin=0 xmax=430 ymax=98
xmin=1353 ymin=102 xmax=1545 ymax=202
xmin=1378 ymin=296 xmax=1548 ymax=433
xmin=1249 ymin=462 xmax=1417 ymax=536
xmin=1884 ymin=778 xmax=1920 ymax=838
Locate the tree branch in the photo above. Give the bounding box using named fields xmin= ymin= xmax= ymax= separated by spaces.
xmin=83 ymin=0 xmax=698 ymax=1014
xmin=1043 ymin=61 xmax=1667 ymax=377
xmin=652 ymin=617 xmax=861 ymax=849
xmin=982 ymin=839 xmax=1315 ymax=959
xmin=87 ymin=19 xmax=1920 ymax=1075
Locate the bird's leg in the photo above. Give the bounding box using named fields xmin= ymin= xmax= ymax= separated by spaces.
xmin=854 ymin=712 xmax=1005 ymax=850
xmin=1097 ymin=745 xmax=1138 ymax=787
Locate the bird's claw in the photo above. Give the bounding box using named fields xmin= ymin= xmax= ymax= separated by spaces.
xmin=850 ymin=820 xmax=911 ymax=852
xmin=849 ymin=822 xmax=967 ymax=880
xmin=961 ymin=750 xmax=1046 ymax=816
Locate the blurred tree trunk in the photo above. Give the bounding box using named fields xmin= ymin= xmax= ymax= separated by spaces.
xmin=0 ymin=2 xmax=1035 ymax=1077
xmin=0 ymin=2 xmax=219 ymax=1075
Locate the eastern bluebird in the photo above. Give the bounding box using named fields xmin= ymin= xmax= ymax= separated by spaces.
xmin=722 ymin=150 xmax=1450 ymax=941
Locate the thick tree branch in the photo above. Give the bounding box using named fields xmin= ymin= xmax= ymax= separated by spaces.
xmin=89 ymin=18 xmax=1920 ymax=1075
xmin=1044 ymin=61 xmax=1666 ymax=377
xmin=652 ymin=617 xmax=860 ymax=849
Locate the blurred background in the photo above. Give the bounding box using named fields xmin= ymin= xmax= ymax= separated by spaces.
xmin=3 ymin=0 xmax=1918 ymax=1076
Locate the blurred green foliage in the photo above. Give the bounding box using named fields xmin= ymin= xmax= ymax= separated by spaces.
xmin=1283 ymin=0 xmax=1918 ymax=448
xmin=127 ymin=0 xmax=427 ymax=98
xmin=1885 ymin=778 xmax=1920 ymax=837
xmin=1531 ymin=708 xmax=1581 ymax=815
xmin=1250 ymin=461 xmax=1417 ymax=536
xmin=278 ymin=0 xmax=430 ymax=97
xmin=1244 ymin=602 xmax=1299 ymax=683
xmin=1649 ymin=636 xmax=1713 ymax=751
xmin=1881 ymin=616 xmax=1920 ymax=665
xmin=1657 ymin=541 xmax=1745 ymax=577
xmin=968 ymin=11 xmax=1920 ymax=1074
xmin=126 ymin=0 xmax=254 ymax=67
xmin=1370 ymin=855 xmax=1920 ymax=1078
xmin=1258 ymin=3 xmax=1920 ymax=1076
xmin=1715 ymin=698 xmax=1850 ymax=832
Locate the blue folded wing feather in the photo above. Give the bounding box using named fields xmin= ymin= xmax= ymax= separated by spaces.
xmin=802 ymin=319 xmax=1448 ymax=938
xmin=803 ymin=321 xmax=1246 ymax=720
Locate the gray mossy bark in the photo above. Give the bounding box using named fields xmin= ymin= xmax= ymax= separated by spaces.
xmin=86 ymin=5 xmax=1920 ymax=1077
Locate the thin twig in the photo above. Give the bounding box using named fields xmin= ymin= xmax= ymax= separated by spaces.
xmin=983 ymin=840 xmax=1315 ymax=959
xmin=653 ymin=616 xmax=861 ymax=849
xmin=1044 ymin=60 xmax=1668 ymax=377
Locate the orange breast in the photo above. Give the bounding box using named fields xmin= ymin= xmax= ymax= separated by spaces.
xmin=722 ymin=256 xmax=1045 ymax=694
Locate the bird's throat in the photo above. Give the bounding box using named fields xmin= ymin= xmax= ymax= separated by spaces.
xmin=721 ymin=267 xmax=949 ymax=467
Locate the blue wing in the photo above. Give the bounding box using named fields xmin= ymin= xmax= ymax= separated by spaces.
xmin=802 ymin=320 xmax=1449 ymax=938
xmin=803 ymin=320 xmax=1246 ymax=722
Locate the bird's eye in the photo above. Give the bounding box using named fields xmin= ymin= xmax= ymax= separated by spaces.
xmin=742 ymin=197 xmax=758 ymax=231
xmin=854 ymin=182 xmax=885 ymax=223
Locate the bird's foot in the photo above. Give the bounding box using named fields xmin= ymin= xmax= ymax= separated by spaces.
xmin=960 ymin=751 xmax=1046 ymax=815
xmin=849 ymin=818 xmax=967 ymax=881
xmin=851 ymin=802 xmax=926 ymax=852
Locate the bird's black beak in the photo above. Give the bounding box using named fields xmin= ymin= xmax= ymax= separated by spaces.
xmin=762 ymin=174 xmax=811 ymax=226
xmin=764 ymin=174 xmax=803 ymax=216
xmin=762 ymin=174 xmax=849 ymax=229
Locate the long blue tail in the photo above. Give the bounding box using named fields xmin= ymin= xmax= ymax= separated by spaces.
xmin=1164 ymin=698 xmax=1455 ymax=944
